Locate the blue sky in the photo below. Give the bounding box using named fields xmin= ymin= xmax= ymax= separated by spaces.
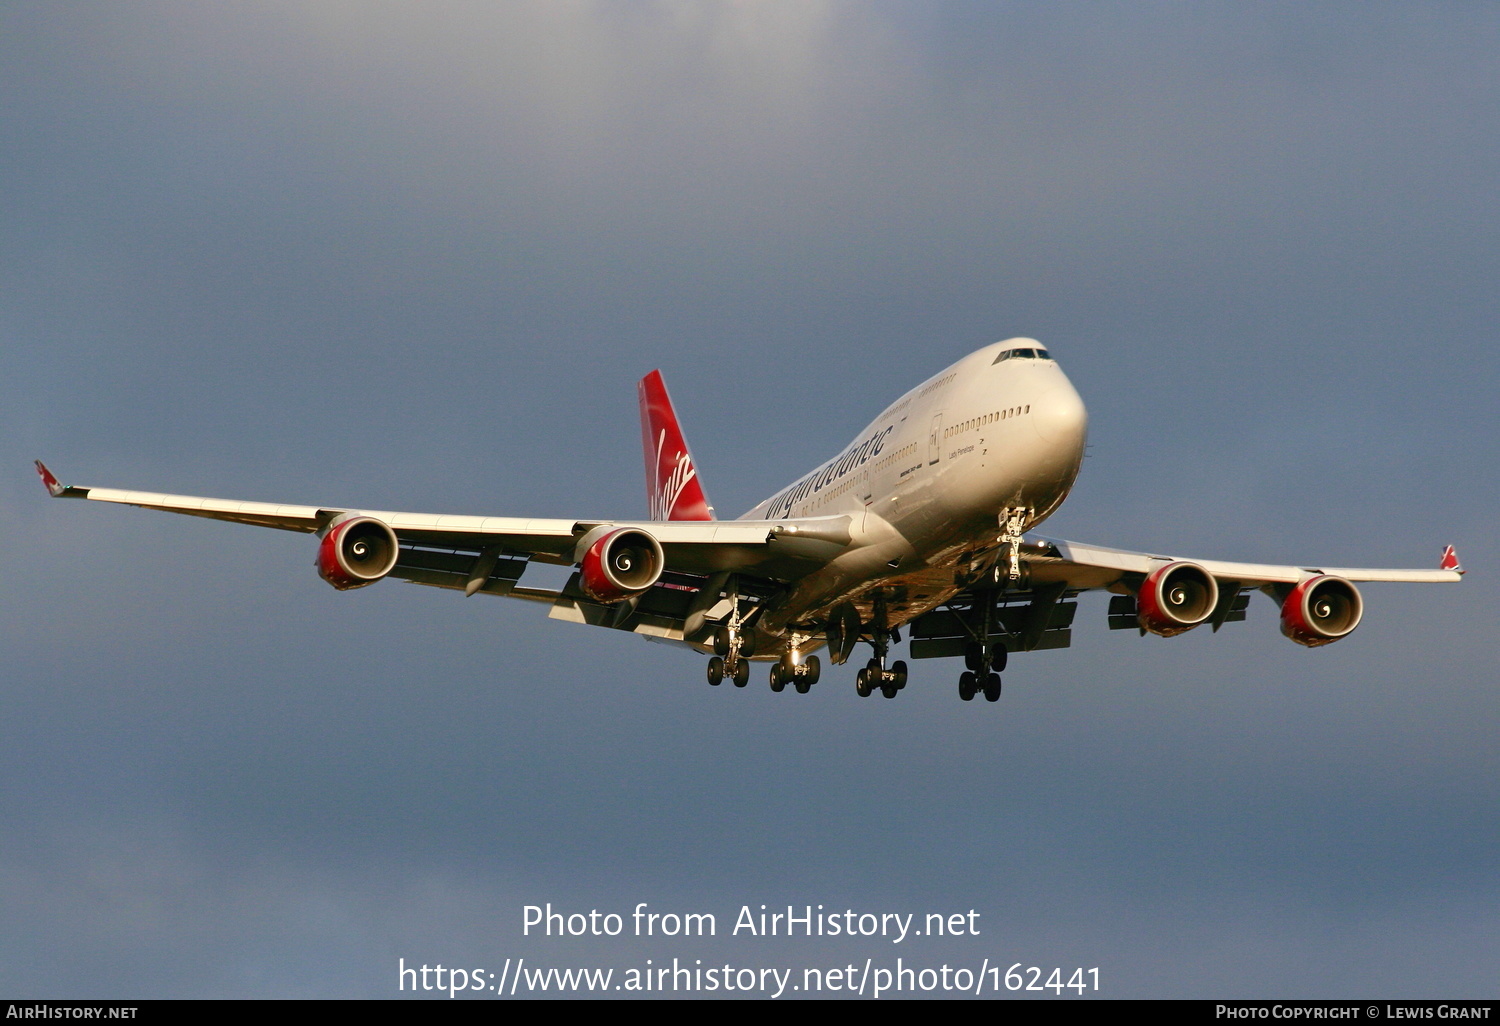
xmin=2 ymin=1 xmax=1496 ymax=998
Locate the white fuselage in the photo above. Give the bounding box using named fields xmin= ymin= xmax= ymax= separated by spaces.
xmin=742 ymin=339 xmax=1088 ymax=631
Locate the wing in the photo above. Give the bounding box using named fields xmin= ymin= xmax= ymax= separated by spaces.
xmin=1025 ymin=535 xmax=1464 ymax=588
xmin=905 ymin=533 xmax=1462 ymax=661
xmin=34 ymin=461 xmax=854 ymax=646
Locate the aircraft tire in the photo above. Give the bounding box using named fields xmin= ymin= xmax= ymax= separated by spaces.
xmin=804 ymin=655 xmax=820 ymax=685
xmin=983 ymin=673 xmax=1001 ymax=702
xmin=855 ymin=669 xmax=872 ymax=698
xmin=959 ymin=671 xmax=976 ymax=701
xmin=892 ymin=660 xmax=908 ymax=690
xmin=990 ymin=645 xmax=1008 ymax=672
xmin=964 ymin=642 xmax=985 ymax=672
xmin=707 ymin=656 xmax=724 ymax=686
xmin=732 ymin=659 xmax=750 ymax=688
xmin=769 ymin=664 xmax=785 ymax=692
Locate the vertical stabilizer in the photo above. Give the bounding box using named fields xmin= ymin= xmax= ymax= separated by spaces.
xmin=638 ymin=370 xmax=715 ymax=521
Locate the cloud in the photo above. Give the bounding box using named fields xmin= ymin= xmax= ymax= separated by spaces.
xmin=3 ymin=1 xmax=1498 ymax=997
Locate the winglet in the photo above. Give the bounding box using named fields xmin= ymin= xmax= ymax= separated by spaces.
xmin=35 ymin=460 xmax=66 ymax=497
xmin=34 ymin=460 xmax=88 ymax=499
xmin=1440 ymin=544 xmax=1464 ymax=575
xmin=637 ymin=370 xmax=714 ymax=521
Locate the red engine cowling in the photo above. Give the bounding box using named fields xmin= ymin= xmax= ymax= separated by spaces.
xmin=1280 ymin=575 xmax=1363 ymax=647
xmin=580 ymin=528 xmax=664 ymax=604
xmin=1137 ymin=561 xmax=1219 ymax=637
xmin=317 ymin=516 xmax=400 ymax=590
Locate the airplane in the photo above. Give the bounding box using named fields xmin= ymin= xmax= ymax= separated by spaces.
xmin=34 ymin=338 xmax=1463 ymax=703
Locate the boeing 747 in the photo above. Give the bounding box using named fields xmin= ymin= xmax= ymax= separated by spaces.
xmin=36 ymin=339 xmax=1462 ymax=703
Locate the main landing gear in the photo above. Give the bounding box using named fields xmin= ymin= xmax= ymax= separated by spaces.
xmin=853 ymin=590 xmax=908 ymax=699
xmin=769 ymin=650 xmax=820 ymax=695
xmin=856 ymin=658 xmax=908 ymax=699
xmin=706 ymin=652 xmax=751 ymax=688
xmin=706 ymin=620 xmax=757 ymax=687
xmin=709 ymin=629 xmax=821 ymax=695
xmin=705 ymin=576 xmax=757 ymax=687
xmin=958 ymin=641 xmax=1006 ymax=702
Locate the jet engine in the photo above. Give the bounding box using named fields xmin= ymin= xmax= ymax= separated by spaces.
xmin=317 ymin=516 xmax=400 ymax=590
xmin=580 ymin=528 xmax=664 ymax=604
xmin=1279 ymin=575 xmax=1363 ymax=647
xmin=1137 ymin=561 xmax=1219 ymax=637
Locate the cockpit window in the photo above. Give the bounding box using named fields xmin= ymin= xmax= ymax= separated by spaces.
xmin=993 ymin=347 xmax=1051 ymax=364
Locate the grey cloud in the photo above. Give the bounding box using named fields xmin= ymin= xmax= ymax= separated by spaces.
xmin=2 ymin=1 xmax=1496 ymax=997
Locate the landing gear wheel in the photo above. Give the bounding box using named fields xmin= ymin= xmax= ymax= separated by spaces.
xmin=713 ymin=627 xmax=732 ymax=658
xmin=983 ymin=672 xmax=1002 ymax=702
xmin=794 ymin=679 xmax=811 ymax=695
xmin=769 ymin=664 xmax=785 ymax=693
xmin=707 ymin=656 xmax=724 ymax=686
xmin=881 ymin=682 xmax=898 ymax=698
xmin=959 ymin=671 xmax=976 ymax=701
xmin=964 ymin=642 xmax=985 ymax=673
xmin=732 ymin=659 xmax=750 ymax=688
xmin=855 ymin=668 xmax=872 ymax=698
xmin=990 ymin=645 xmax=1008 ymax=672
xmin=891 ymin=660 xmax=908 ymax=690
xmin=803 ymin=655 xmax=821 ymax=686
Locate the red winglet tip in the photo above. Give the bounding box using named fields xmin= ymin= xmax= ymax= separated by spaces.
xmin=1440 ymin=544 xmax=1464 ymax=575
xmin=34 ymin=460 xmax=65 ymax=498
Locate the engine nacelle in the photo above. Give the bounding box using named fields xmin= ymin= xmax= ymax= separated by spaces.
xmin=1280 ymin=575 xmax=1363 ymax=647
xmin=1137 ymin=561 xmax=1219 ymax=637
xmin=317 ymin=516 xmax=400 ymax=590
xmin=579 ymin=528 xmax=664 ymax=604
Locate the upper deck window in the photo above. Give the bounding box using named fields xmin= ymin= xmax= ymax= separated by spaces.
xmin=993 ymin=347 xmax=1051 ymax=364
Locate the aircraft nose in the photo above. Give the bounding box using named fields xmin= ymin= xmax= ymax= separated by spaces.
xmin=1031 ymin=381 xmax=1088 ymax=449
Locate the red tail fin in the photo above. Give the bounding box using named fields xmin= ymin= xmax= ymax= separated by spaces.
xmin=638 ymin=370 xmax=714 ymax=521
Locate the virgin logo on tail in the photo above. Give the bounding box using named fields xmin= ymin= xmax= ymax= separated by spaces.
xmin=650 ymin=430 xmax=702 ymax=521
xmin=638 ymin=371 xmax=714 ymax=522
